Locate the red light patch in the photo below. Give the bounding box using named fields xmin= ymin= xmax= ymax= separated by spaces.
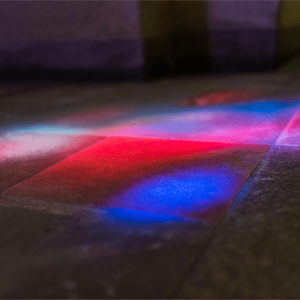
xmin=183 ymin=89 xmax=263 ymax=107
xmin=5 ymin=137 xmax=268 ymax=221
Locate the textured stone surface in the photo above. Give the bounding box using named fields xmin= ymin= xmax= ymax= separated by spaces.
xmin=0 ymin=82 xmax=138 ymax=128
xmin=0 ymin=208 xmax=216 ymax=298
xmin=277 ymin=109 xmax=300 ymax=146
xmin=0 ymin=203 xmax=70 ymax=274
xmin=0 ymin=195 xmax=98 ymax=217
xmin=179 ymin=145 xmax=300 ymax=299
xmin=0 ymin=133 xmax=103 ymax=191
xmin=0 ymin=72 xmax=299 ymax=299
xmin=5 ymin=137 xmax=268 ymax=222
xmin=0 ymin=72 xmax=289 ymax=128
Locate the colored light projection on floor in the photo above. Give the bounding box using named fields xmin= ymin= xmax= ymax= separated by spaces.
xmin=183 ymin=89 xmax=263 ymax=107
xmin=1 ymin=106 xmax=136 ymax=136
xmin=86 ymin=100 xmax=296 ymax=145
xmin=0 ymin=132 xmax=103 ymax=191
xmin=5 ymin=96 xmax=297 ymax=147
xmin=276 ymin=110 xmax=300 ymax=146
xmin=5 ymin=137 xmax=268 ymax=222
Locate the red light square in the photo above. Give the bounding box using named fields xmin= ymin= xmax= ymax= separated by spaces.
xmin=5 ymin=137 xmax=268 ymax=221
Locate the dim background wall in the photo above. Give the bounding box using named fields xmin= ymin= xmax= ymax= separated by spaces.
xmin=208 ymin=0 xmax=280 ymax=72
xmin=0 ymin=1 xmax=300 ymax=81
xmin=0 ymin=1 xmax=144 ymax=81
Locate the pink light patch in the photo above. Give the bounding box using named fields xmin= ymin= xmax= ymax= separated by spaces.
xmin=87 ymin=108 xmax=290 ymax=145
xmin=0 ymin=132 xmax=103 ymax=159
xmin=0 ymin=133 xmax=103 ymax=191
xmin=5 ymin=137 xmax=268 ymax=222
xmin=276 ymin=110 xmax=300 ymax=146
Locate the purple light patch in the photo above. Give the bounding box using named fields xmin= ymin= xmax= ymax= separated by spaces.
xmin=82 ymin=101 xmax=296 ymax=145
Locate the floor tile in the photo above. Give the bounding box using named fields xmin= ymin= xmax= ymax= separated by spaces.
xmin=0 ymin=132 xmax=103 ymax=191
xmin=86 ymin=100 xmax=296 ymax=145
xmin=5 ymin=137 xmax=268 ymax=222
xmin=0 ymin=195 xmax=96 ymax=217
xmin=39 ymin=105 xmax=137 ymax=135
xmin=0 ymin=203 xmax=70 ymax=273
xmin=0 ymin=207 xmax=216 ymax=299
xmin=276 ymin=109 xmax=300 ymax=145
xmin=178 ymin=145 xmax=300 ymax=299
xmin=0 ymin=74 xmax=299 ymax=299
xmin=182 ymin=89 xmax=264 ymax=107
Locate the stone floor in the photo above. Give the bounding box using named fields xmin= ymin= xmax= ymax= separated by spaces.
xmin=0 ymin=71 xmax=300 ymax=298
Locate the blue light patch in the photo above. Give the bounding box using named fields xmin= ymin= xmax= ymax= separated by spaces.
xmin=107 ymin=166 xmax=239 ymax=221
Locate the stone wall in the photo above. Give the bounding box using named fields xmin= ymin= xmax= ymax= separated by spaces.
xmin=0 ymin=1 xmax=144 ymax=80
